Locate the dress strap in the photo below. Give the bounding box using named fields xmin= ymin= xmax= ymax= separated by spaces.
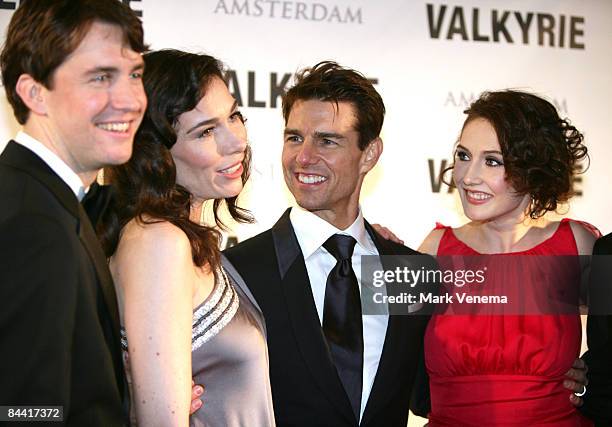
xmin=191 ymin=265 xmax=240 ymax=351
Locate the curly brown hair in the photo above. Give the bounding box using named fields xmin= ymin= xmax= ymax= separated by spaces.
xmin=447 ymin=90 xmax=588 ymax=219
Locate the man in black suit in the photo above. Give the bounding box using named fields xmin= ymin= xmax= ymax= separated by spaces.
xmin=225 ymin=62 xmax=431 ymax=426
xmin=581 ymin=232 xmax=612 ymax=426
xmin=0 ymin=1 xmax=146 ymax=425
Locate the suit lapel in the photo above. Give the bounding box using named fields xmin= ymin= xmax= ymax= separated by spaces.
xmin=272 ymin=209 xmax=356 ymax=424
xmin=361 ymin=222 xmax=421 ymax=425
xmin=76 ymin=203 xmax=121 ymax=337
xmin=76 ymin=202 xmax=126 ymax=397
xmin=1 ymin=142 xmax=80 ymax=218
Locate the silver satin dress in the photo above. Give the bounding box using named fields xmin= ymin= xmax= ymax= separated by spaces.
xmin=121 ymin=259 xmax=275 ymax=427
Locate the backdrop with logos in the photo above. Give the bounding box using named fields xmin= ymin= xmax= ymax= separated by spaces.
xmin=1 ymin=1 xmax=609 ymax=425
xmin=1 ymin=0 xmax=610 ymax=247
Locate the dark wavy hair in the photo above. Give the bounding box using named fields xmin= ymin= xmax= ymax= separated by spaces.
xmin=446 ymin=90 xmax=588 ymax=219
xmin=282 ymin=61 xmax=385 ymax=150
xmin=1 ymin=0 xmax=145 ymax=124
xmin=100 ymin=49 xmax=252 ymax=269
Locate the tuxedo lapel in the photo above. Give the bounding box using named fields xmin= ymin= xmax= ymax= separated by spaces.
xmin=272 ymin=209 xmax=356 ymax=424
xmin=361 ymin=313 xmax=407 ymax=424
xmin=361 ymin=222 xmax=423 ymax=425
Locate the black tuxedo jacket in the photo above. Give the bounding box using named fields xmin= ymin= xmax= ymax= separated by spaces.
xmin=0 ymin=141 xmax=126 ymax=426
xmin=581 ymin=233 xmax=612 ymax=426
xmin=224 ymin=209 xmax=432 ymax=427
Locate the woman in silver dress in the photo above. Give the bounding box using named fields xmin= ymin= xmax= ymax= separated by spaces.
xmin=100 ymin=49 xmax=275 ymax=427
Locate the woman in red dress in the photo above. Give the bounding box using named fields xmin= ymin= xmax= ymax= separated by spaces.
xmin=419 ymin=90 xmax=598 ymax=426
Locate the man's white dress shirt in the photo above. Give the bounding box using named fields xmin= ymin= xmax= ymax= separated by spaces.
xmin=289 ymin=206 xmax=388 ymax=421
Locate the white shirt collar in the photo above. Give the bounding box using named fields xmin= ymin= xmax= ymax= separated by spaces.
xmin=289 ymin=205 xmax=378 ymax=259
xmin=14 ymin=130 xmax=87 ymax=201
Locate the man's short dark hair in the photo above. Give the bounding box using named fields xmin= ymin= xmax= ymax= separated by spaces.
xmin=0 ymin=0 xmax=146 ymax=125
xmin=282 ymin=61 xmax=385 ymax=150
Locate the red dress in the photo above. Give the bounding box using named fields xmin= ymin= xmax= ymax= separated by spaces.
xmin=424 ymin=219 xmax=594 ymax=426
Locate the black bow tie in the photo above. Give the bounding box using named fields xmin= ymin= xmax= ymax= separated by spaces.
xmin=81 ymin=182 xmax=114 ymax=229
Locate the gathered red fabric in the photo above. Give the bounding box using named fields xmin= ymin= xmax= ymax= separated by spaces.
xmin=425 ymin=219 xmax=594 ymax=426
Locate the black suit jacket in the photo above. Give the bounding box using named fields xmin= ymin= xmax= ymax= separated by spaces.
xmin=0 ymin=141 xmax=126 ymax=426
xmin=581 ymin=233 xmax=612 ymax=426
xmin=224 ymin=209 xmax=432 ymax=427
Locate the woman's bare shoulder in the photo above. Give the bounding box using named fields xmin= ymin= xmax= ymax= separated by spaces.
xmin=418 ymin=227 xmax=446 ymax=255
xmin=568 ymin=220 xmax=598 ymax=255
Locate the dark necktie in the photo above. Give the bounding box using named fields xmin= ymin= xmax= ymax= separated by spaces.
xmin=81 ymin=182 xmax=113 ymax=229
xmin=322 ymin=234 xmax=363 ymax=419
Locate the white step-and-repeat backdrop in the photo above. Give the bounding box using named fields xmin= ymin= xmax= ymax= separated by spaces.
xmin=1 ymin=0 xmax=611 ymax=247
xmin=1 ymin=2 xmax=609 ymax=425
